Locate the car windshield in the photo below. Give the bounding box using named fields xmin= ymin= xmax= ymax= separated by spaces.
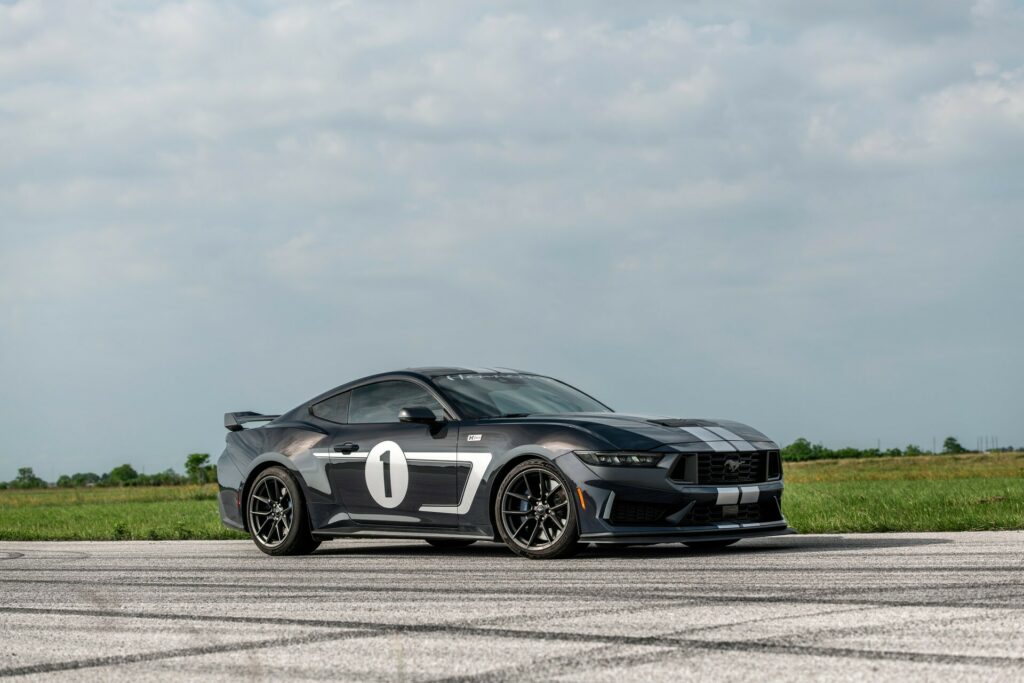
xmin=433 ymin=374 xmax=611 ymax=419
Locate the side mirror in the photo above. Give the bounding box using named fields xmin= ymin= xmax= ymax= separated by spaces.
xmin=398 ymin=406 xmax=440 ymax=424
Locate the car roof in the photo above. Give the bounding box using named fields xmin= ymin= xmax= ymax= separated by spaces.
xmin=293 ymin=367 xmax=535 ymax=413
xmin=405 ymin=366 xmax=530 ymax=378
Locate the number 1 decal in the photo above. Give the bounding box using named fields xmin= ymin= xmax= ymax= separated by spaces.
xmin=365 ymin=441 xmax=408 ymax=508
xmin=354 ymin=441 xmax=493 ymax=515
xmin=381 ymin=450 xmax=392 ymax=497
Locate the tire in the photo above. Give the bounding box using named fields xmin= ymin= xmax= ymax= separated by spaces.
xmin=494 ymin=458 xmax=582 ymax=559
xmin=683 ymin=539 xmax=739 ymax=551
xmin=425 ymin=539 xmax=477 ymax=549
xmin=246 ymin=466 xmax=321 ymax=556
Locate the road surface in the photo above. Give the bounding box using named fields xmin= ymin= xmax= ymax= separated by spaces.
xmin=1 ymin=532 xmax=1023 ymax=681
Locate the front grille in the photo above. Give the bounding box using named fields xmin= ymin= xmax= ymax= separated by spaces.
xmin=668 ymin=452 xmax=769 ymax=484
xmin=686 ymin=500 xmax=782 ymax=525
xmin=609 ymin=500 xmax=670 ymax=525
xmin=699 ymin=452 xmax=764 ymax=484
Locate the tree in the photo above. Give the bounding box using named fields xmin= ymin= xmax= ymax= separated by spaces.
xmin=185 ymin=453 xmax=216 ymax=484
xmin=905 ymin=444 xmax=924 ymax=456
xmin=142 ymin=469 xmax=185 ymax=486
xmin=942 ymin=437 xmax=966 ymax=455
xmin=71 ymin=472 xmax=101 ymax=487
xmin=12 ymin=467 xmax=47 ymax=489
xmin=107 ymin=464 xmax=139 ymax=486
xmin=56 ymin=472 xmax=101 ymax=488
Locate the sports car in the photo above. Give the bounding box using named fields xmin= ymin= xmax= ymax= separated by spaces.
xmin=217 ymin=367 xmax=792 ymax=559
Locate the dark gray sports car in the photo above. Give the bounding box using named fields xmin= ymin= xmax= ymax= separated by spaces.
xmin=217 ymin=367 xmax=792 ymax=558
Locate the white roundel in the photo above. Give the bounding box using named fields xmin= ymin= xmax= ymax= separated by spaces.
xmin=365 ymin=441 xmax=409 ymax=509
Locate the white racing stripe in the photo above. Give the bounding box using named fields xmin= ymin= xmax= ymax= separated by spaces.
xmin=716 ymin=485 xmax=761 ymax=505
xmin=715 ymin=487 xmax=740 ymax=505
xmin=707 ymin=427 xmax=757 ymax=451
xmin=680 ymin=427 xmax=736 ymax=452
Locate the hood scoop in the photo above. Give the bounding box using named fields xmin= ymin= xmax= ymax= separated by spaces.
xmin=647 ymin=418 xmax=720 ymax=428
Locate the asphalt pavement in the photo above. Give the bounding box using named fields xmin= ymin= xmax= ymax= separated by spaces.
xmin=1 ymin=532 xmax=1023 ymax=681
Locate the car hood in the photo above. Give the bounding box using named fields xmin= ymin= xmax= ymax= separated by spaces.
xmin=497 ymin=413 xmax=777 ymax=452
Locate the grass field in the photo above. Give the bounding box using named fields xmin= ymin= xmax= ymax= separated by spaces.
xmin=0 ymin=485 xmax=246 ymax=541
xmin=784 ymin=452 xmax=1024 ymax=533
xmin=1 ymin=453 xmax=1022 ymax=540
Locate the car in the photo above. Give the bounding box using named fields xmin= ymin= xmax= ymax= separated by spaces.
xmin=217 ymin=367 xmax=792 ymax=559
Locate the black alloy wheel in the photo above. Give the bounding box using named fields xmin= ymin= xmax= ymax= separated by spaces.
xmin=495 ymin=459 xmax=582 ymax=559
xmin=246 ymin=466 xmax=320 ymax=556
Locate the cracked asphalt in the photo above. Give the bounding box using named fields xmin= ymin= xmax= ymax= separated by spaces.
xmin=1 ymin=532 xmax=1023 ymax=681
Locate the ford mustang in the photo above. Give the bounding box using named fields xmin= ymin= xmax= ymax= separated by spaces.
xmin=217 ymin=367 xmax=792 ymax=558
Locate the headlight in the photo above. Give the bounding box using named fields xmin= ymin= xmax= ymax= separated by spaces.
xmin=575 ymin=451 xmax=664 ymax=467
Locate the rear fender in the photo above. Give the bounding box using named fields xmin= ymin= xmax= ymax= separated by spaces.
xmin=239 ymin=453 xmax=313 ymax=532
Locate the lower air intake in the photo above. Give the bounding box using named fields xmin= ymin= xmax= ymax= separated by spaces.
xmin=609 ymin=500 xmax=671 ymax=525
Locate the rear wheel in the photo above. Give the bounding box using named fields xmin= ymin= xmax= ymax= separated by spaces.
xmin=494 ymin=459 xmax=581 ymax=559
xmin=425 ymin=539 xmax=477 ymax=549
xmin=246 ymin=467 xmax=320 ymax=556
xmin=683 ymin=539 xmax=739 ymax=551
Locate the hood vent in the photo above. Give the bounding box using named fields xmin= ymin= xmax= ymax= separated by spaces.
xmin=647 ymin=418 xmax=719 ymax=428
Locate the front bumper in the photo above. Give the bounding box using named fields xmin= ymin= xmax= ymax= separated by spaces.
xmin=555 ymin=451 xmax=792 ymax=543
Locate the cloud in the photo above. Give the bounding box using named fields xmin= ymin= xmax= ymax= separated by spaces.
xmin=0 ymin=0 xmax=1022 ymax=478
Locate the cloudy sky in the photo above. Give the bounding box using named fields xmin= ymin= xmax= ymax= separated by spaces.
xmin=1 ymin=0 xmax=1022 ymax=480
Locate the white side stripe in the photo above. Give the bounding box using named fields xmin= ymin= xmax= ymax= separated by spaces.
xmin=320 ymin=451 xmax=460 ymax=462
xmin=419 ymin=452 xmax=492 ymax=515
xmin=312 ymin=449 xmax=490 ymax=516
xmin=405 ymin=452 xmax=458 ymax=462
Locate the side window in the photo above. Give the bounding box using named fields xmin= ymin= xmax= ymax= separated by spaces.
xmin=310 ymin=391 xmax=351 ymax=424
xmin=348 ymin=381 xmax=444 ymax=424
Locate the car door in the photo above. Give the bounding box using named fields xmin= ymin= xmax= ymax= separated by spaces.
xmin=325 ymin=379 xmax=462 ymax=528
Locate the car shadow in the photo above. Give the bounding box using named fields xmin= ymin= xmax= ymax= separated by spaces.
xmin=309 ymin=534 xmax=951 ymax=558
xmin=583 ymin=534 xmax=952 ymax=559
xmin=311 ymin=541 xmax=510 ymax=558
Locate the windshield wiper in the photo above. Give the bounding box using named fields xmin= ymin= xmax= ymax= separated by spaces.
xmin=496 ymin=412 xmax=531 ymax=418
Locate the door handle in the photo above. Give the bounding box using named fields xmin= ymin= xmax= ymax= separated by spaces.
xmin=332 ymin=442 xmax=360 ymax=454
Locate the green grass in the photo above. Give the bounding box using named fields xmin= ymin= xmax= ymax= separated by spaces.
xmin=0 ymin=485 xmax=246 ymax=541
xmin=783 ymin=452 xmax=1024 ymax=533
xmin=1 ymin=453 xmax=1022 ymax=540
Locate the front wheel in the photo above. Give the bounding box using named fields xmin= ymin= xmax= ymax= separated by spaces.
xmin=494 ymin=459 xmax=582 ymax=559
xmin=246 ymin=467 xmax=321 ymax=556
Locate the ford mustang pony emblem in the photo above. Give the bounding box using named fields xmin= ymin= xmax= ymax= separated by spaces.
xmin=724 ymin=458 xmax=742 ymax=474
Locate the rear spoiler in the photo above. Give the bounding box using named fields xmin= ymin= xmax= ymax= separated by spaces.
xmin=224 ymin=411 xmax=280 ymax=431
